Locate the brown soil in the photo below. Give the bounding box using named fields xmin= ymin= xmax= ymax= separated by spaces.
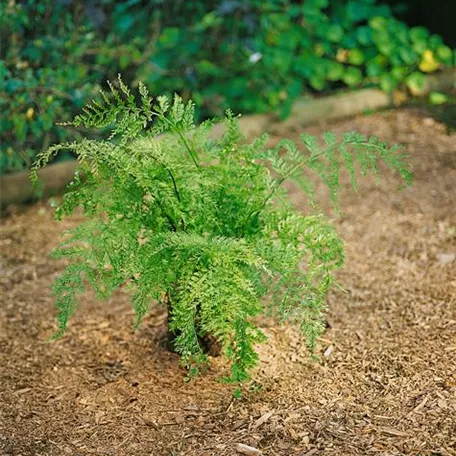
xmin=1 ymin=108 xmax=455 ymax=456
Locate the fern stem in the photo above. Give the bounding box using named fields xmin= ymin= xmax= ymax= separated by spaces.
xmin=149 ymin=155 xmax=182 ymax=203
xmin=163 ymin=165 xmax=182 ymax=202
xmin=121 ymin=167 xmax=181 ymax=231
xmin=241 ymin=147 xmax=334 ymax=229
xmin=176 ymin=129 xmax=200 ymax=170
xmin=159 ymin=115 xmax=200 ymax=169
xmin=154 ymin=197 xmax=178 ymax=231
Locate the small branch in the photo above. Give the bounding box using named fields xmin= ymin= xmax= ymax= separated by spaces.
xmin=148 ymin=155 xmax=182 ymax=203
xmin=163 ymin=164 xmax=182 ymax=202
xmin=176 ymin=129 xmax=200 ymax=170
xmin=158 ymin=115 xmax=200 ymax=170
xmin=154 ymin=197 xmax=178 ymax=231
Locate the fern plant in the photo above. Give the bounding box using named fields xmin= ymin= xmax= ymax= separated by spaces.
xmin=32 ymin=77 xmax=412 ymax=383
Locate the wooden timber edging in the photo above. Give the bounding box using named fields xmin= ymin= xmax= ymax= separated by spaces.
xmin=1 ymin=160 xmax=79 ymax=209
xmin=1 ymin=68 xmax=455 ymax=208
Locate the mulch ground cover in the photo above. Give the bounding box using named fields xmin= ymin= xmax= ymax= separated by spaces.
xmin=1 ymin=107 xmax=455 ymax=456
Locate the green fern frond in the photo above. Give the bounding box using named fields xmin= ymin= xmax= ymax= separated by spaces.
xmin=261 ymin=130 xmax=412 ymax=210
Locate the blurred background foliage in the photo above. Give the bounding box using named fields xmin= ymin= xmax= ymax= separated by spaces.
xmin=1 ymin=0 xmax=454 ymax=175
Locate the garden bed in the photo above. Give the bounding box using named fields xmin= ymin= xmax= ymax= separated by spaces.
xmin=1 ymin=107 xmax=455 ymax=456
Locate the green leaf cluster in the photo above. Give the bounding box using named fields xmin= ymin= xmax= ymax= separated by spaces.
xmin=32 ymin=79 xmax=412 ymax=382
xmin=2 ymin=1 xmax=453 ymax=175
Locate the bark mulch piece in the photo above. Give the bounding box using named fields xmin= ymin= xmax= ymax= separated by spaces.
xmin=1 ymin=107 xmax=455 ymax=455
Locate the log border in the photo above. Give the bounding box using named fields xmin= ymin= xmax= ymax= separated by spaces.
xmin=1 ymin=69 xmax=454 ymax=209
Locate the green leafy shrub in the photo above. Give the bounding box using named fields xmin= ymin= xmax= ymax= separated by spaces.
xmin=0 ymin=0 xmax=102 ymax=174
xmin=32 ymin=79 xmax=412 ymax=383
xmin=2 ymin=0 xmax=453 ymax=175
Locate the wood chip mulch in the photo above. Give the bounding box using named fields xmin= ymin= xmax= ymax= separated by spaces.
xmin=1 ymin=107 xmax=455 ymax=456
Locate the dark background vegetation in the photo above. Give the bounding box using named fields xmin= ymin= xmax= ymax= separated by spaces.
xmin=1 ymin=0 xmax=454 ymax=175
xmin=386 ymin=0 xmax=456 ymax=47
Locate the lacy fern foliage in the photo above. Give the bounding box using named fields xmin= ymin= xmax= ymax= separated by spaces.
xmin=32 ymin=78 xmax=412 ymax=382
